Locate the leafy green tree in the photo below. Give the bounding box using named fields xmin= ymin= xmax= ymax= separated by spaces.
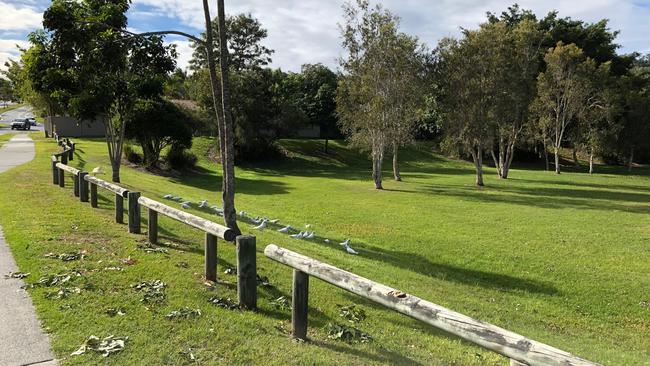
xmin=618 ymin=61 xmax=650 ymax=171
xmin=190 ymin=13 xmax=273 ymax=72
xmin=337 ymin=0 xmax=425 ymax=188
xmin=285 ymin=63 xmax=339 ymax=152
xmin=38 ymin=0 xmax=176 ymax=182
xmin=534 ymin=42 xmax=595 ymax=174
xmin=125 ymin=99 xmax=193 ymax=168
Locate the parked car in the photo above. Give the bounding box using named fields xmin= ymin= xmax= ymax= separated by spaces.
xmin=10 ymin=118 xmax=31 ymax=130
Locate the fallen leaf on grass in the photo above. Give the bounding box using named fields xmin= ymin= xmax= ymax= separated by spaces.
xmin=4 ymin=271 xmax=30 ymax=279
xmin=137 ymin=243 xmax=169 ymax=254
xmin=106 ymin=308 xmax=126 ymax=317
xmin=270 ymin=296 xmax=291 ymax=311
xmin=45 ymin=287 xmax=80 ymax=300
xmin=166 ymin=307 xmax=202 ymax=320
xmin=71 ymin=335 xmax=128 ymax=357
xmin=22 ymin=271 xmax=82 ymax=289
xmin=337 ymin=304 xmax=366 ymax=323
xmin=256 ymin=275 xmax=271 ymax=287
xmin=131 ymin=280 xmax=166 ymax=305
xmin=207 ymin=296 xmax=239 ymax=310
xmin=121 ymin=257 xmax=138 ymax=266
xmin=326 ymin=323 xmax=372 ymax=343
xmin=44 ymin=251 xmax=86 ymax=261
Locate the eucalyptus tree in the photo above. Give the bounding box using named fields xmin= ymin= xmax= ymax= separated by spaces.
xmin=337 ymin=0 xmax=424 ymax=188
xmin=190 ymin=13 xmax=274 ymax=72
xmin=436 ymin=28 xmax=503 ymax=186
xmin=534 ymin=42 xmax=594 ymax=174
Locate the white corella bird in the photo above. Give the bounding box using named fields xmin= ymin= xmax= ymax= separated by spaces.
xmin=163 ymin=194 xmax=173 ymax=199
xmin=324 ymin=239 xmax=330 ymax=244
xmin=344 ymin=244 xmax=358 ymax=255
xmin=269 ymin=219 xmax=280 ymax=224
xmin=181 ymin=203 xmax=190 ymax=209
xmin=198 ymin=200 xmax=208 ymax=208
xmin=253 ymin=219 xmax=268 ymax=230
xmin=277 ymin=225 xmax=292 ymax=233
xmin=91 ymin=166 xmax=105 ymax=175
xmin=290 ymin=231 xmax=305 ymax=239
xmin=339 ymin=239 xmax=351 ymax=246
xmin=304 ymin=231 xmax=315 ymax=239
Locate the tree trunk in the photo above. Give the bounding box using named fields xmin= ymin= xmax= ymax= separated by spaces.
xmin=372 ymin=147 xmax=383 ymax=189
xmin=471 ymin=147 xmax=484 ymax=187
xmin=392 ymin=143 xmax=401 ymax=181
xmin=589 ymin=149 xmax=594 ymax=174
xmin=502 ymin=142 xmax=515 ymax=179
xmin=628 ymin=147 xmax=634 ymax=172
xmin=203 ymin=0 xmax=240 ymax=235
xmin=111 ymin=159 xmax=121 ymax=183
xmin=554 ymin=146 xmax=561 ymax=174
xmin=572 ymin=147 xmax=579 ymax=168
xmin=324 ymin=139 xmax=328 ymax=154
xmin=490 ymin=149 xmax=502 ymax=178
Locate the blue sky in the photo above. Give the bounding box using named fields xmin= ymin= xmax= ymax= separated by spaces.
xmin=2 ymin=0 xmax=650 ymax=72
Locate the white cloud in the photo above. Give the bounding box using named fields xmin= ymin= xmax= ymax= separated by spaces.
xmin=0 ymin=2 xmax=42 ymax=31
xmin=0 ymin=39 xmax=28 ymax=71
xmin=166 ymin=39 xmax=193 ymax=71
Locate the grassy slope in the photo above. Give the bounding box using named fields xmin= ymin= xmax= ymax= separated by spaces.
xmin=0 ymin=135 xmax=648 ymax=365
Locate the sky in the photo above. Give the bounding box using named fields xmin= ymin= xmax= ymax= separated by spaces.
xmin=1 ymin=0 xmax=650 ymax=73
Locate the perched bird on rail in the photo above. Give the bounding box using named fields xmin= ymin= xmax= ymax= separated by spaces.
xmin=278 ymin=225 xmax=292 ymax=233
xmin=91 ymin=166 xmax=105 ymax=176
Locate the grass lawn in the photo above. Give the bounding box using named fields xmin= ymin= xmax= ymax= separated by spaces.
xmin=0 ymin=133 xmax=14 ymax=147
xmin=0 ymin=103 xmax=23 ymax=114
xmin=0 ymin=135 xmax=648 ymax=365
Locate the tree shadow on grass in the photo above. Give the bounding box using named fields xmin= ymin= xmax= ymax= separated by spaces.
xmin=422 ymin=183 xmax=650 ymax=214
xmin=314 ymin=341 xmax=425 ymax=366
xmin=167 ymin=172 xmax=291 ymax=196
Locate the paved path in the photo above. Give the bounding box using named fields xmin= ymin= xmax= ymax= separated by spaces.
xmin=0 ymin=134 xmax=56 ymax=366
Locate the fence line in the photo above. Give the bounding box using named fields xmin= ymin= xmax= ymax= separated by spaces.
xmin=49 ymin=138 xmax=256 ymax=309
xmin=264 ymin=244 xmax=599 ymax=366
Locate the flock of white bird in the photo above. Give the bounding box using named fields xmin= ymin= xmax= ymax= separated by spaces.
xmin=161 ymin=195 xmax=359 ymax=255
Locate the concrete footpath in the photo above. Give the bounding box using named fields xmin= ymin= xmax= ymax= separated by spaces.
xmin=0 ymin=134 xmax=56 ymax=365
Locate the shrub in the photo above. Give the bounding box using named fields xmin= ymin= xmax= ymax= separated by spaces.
xmin=166 ymin=146 xmax=197 ymax=170
xmin=124 ymin=145 xmax=143 ymax=164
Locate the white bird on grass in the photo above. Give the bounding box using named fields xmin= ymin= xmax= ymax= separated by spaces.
xmin=305 ymin=224 xmax=312 ymax=228
xmin=269 ymin=219 xmax=280 ymax=224
xmin=324 ymin=239 xmax=330 ymax=244
xmin=91 ymin=166 xmax=105 ymax=175
xmin=343 ymin=244 xmax=358 ymax=255
xmin=278 ymin=225 xmax=292 ymax=233
xmin=181 ymin=203 xmax=190 ymax=209
xmin=163 ymin=194 xmax=173 ymax=199
xmin=304 ymin=231 xmax=315 ymax=240
xmin=290 ymin=231 xmax=304 ymax=239
xmin=253 ymin=219 xmax=268 ymax=230
xmin=239 ymin=211 xmax=248 ymax=217
xmin=198 ymin=200 xmax=208 ymax=208
xmin=250 ymin=217 xmax=262 ymax=224
xmin=174 ymin=197 xmax=183 ymax=202
xmin=340 ymin=239 xmax=351 ymax=247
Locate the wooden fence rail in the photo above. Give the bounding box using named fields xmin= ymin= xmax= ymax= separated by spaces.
xmin=48 ymin=143 xmax=257 ymax=310
xmin=137 ymin=196 xmax=256 ymax=309
xmin=264 ymin=244 xmax=599 ymax=366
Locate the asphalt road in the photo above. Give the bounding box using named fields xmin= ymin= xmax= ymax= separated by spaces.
xmin=0 ymin=106 xmax=44 ymax=135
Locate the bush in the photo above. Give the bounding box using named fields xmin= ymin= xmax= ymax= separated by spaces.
xmin=124 ymin=145 xmax=143 ymax=164
xmin=166 ymin=146 xmax=197 ymax=170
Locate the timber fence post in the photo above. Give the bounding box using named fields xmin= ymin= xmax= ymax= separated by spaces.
xmin=236 ymin=235 xmax=257 ymax=309
xmin=148 ymin=208 xmax=158 ymax=243
xmin=115 ymin=194 xmax=124 ymax=223
xmin=79 ymin=172 xmax=88 ymax=202
xmin=205 ymin=233 xmax=217 ymax=282
xmin=90 ymin=183 xmax=98 ymax=208
xmin=73 ymin=174 xmax=79 ymax=197
xmin=128 ymin=192 xmax=141 ymax=234
xmin=292 ymin=269 xmax=309 ymax=340
xmin=51 ymin=159 xmax=58 ymax=185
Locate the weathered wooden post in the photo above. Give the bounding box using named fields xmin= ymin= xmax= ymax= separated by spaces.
xmin=51 ymin=157 xmax=58 ymax=185
xmin=73 ymin=174 xmax=80 ymax=197
xmin=292 ymin=269 xmax=309 ymax=340
xmin=510 ymin=360 xmax=527 ymax=366
xmin=57 ymin=165 xmax=65 ymax=188
xmin=205 ymin=233 xmax=217 ymax=282
xmin=90 ymin=183 xmax=98 ymax=208
xmin=79 ymin=172 xmax=88 ymax=202
xmin=147 ymin=208 xmax=158 ymax=243
xmin=128 ymin=192 xmax=141 ymax=234
xmin=236 ymin=235 xmax=257 ymax=309
xmin=115 ymin=194 xmax=124 ymax=224
xmin=68 ymin=143 xmax=75 ymax=161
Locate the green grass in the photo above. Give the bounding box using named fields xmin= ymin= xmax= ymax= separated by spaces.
xmin=0 ymin=103 xmax=23 ymax=113
xmin=0 ymin=135 xmax=648 ymax=365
